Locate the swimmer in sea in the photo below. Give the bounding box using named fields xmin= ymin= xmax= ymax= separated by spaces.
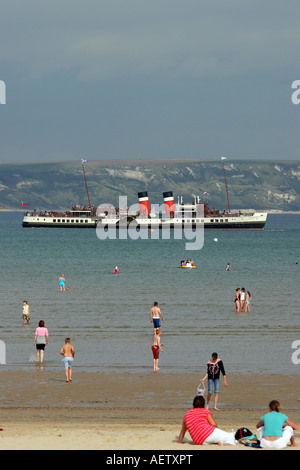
xmin=58 ymin=274 xmax=66 ymax=291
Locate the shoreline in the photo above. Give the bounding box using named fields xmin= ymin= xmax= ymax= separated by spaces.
xmin=0 ymin=371 xmax=299 ymax=450
xmin=0 ymin=370 xmax=300 ymax=409
xmin=1 ymin=370 xmax=299 ymax=409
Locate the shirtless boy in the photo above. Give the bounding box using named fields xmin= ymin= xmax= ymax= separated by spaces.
xmin=60 ymin=338 xmax=75 ymax=383
xmin=152 ymin=328 xmax=164 ymax=372
xmin=149 ymin=302 xmax=164 ymax=332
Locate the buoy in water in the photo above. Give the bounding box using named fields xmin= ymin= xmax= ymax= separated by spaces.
xmin=214 ymin=238 xmax=218 ymax=242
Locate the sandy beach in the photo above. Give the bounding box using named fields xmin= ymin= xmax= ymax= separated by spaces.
xmin=0 ymin=370 xmax=299 ymax=451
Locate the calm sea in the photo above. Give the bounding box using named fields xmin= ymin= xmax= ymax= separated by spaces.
xmin=0 ymin=212 xmax=299 ymax=375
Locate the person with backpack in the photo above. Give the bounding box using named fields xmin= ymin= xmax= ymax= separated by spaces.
xmin=200 ymin=352 xmax=227 ymax=410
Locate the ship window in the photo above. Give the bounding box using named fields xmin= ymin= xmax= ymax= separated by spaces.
xmin=215 ymin=219 xmax=219 ymax=222
xmin=210 ymin=219 xmax=214 ymax=222
xmin=62 ymin=219 xmax=65 ymax=222
xmin=201 ymin=219 xmax=204 ymax=223
xmin=76 ymin=220 xmax=79 ymax=223
xmin=58 ymin=219 xmax=61 ymax=222
xmin=81 ymin=220 xmax=84 ymax=223
xmin=71 ymin=220 xmax=74 ymax=223
xmin=53 ymin=219 xmax=56 ymax=222
xmin=225 ymin=219 xmax=228 ymax=222
xmin=85 ymin=220 xmax=88 ymax=223
xmin=67 ymin=219 xmax=70 ymax=223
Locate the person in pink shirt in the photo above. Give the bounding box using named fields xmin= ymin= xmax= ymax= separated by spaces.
xmin=34 ymin=320 xmax=49 ymax=362
xmin=177 ymin=395 xmax=236 ymax=446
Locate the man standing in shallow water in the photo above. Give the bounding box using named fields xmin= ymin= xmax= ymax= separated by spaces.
xmin=149 ymin=302 xmax=164 ymax=332
xmin=22 ymin=300 xmax=30 ymax=325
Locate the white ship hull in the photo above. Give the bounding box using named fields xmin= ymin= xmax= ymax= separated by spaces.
xmin=100 ymin=212 xmax=267 ymax=230
xmin=22 ymin=210 xmax=267 ymax=230
xmin=22 ymin=209 xmax=99 ymax=228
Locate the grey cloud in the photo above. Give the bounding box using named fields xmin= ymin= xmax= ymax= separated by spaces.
xmin=1 ymin=1 xmax=299 ymax=80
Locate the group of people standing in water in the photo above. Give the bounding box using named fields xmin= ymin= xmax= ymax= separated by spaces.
xmin=149 ymin=286 xmax=253 ymax=374
xmin=235 ymin=287 xmax=251 ymax=313
xmin=20 ymin=275 xmax=75 ymax=382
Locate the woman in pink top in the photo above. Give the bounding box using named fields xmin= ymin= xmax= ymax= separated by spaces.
xmin=177 ymin=395 xmax=236 ymax=446
xmin=34 ymin=320 xmax=49 ymax=362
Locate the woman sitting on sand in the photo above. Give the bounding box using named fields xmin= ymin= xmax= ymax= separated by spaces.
xmin=177 ymin=395 xmax=236 ymax=446
xmin=256 ymin=400 xmax=298 ymax=449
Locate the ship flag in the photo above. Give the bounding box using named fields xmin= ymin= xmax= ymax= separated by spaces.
xmin=22 ymin=201 xmax=29 ymax=206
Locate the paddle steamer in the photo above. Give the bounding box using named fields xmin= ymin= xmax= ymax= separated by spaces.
xmin=22 ymin=159 xmax=267 ymax=230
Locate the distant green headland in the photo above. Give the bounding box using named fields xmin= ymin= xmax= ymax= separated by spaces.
xmin=0 ymin=159 xmax=299 ymax=212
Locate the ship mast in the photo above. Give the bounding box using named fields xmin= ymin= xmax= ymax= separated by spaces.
xmin=81 ymin=160 xmax=91 ymax=208
xmin=221 ymin=156 xmax=230 ymax=213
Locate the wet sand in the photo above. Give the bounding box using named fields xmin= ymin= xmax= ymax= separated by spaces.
xmin=0 ymin=370 xmax=299 ymax=450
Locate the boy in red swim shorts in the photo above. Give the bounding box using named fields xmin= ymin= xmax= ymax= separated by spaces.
xmin=152 ymin=328 xmax=164 ymax=372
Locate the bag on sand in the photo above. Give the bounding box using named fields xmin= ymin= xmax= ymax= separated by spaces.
xmin=235 ymin=428 xmax=261 ymax=448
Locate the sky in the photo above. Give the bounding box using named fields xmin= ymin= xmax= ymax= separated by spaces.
xmin=0 ymin=0 xmax=300 ymax=164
